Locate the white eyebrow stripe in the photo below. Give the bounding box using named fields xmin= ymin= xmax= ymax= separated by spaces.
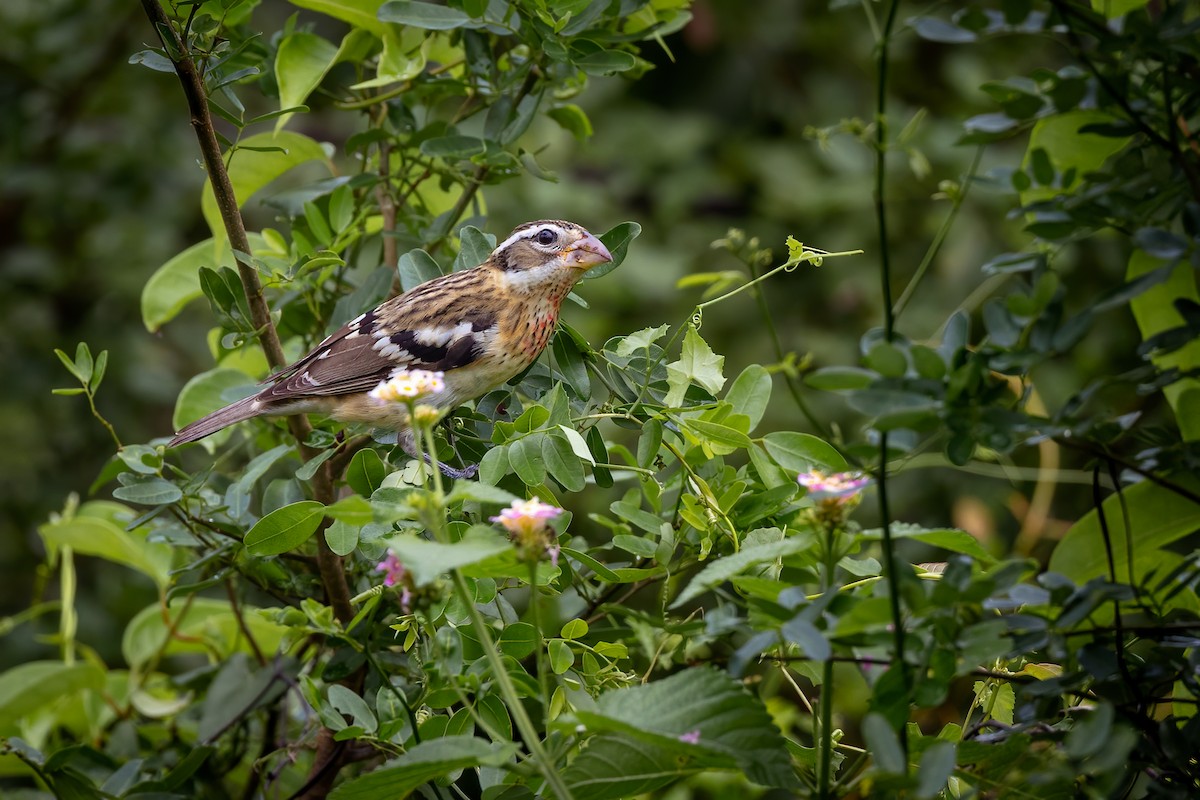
xmin=491 ymin=223 xmax=571 ymax=256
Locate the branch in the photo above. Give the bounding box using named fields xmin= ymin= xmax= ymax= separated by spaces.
xmin=140 ymin=0 xmax=354 ymax=627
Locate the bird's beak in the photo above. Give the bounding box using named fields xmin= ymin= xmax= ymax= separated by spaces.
xmin=563 ymin=232 xmax=613 ymax=271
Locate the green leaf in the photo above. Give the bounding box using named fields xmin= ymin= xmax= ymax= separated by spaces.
xmin=915 ymin=740 xmax=957 ymax=799
xmin=329 ymin=685 xmax=378 ymax=733
xmin=453 ymin=225 xmax=496 ymax=272
xmin=122 ymin=597 xmax=288 ymax=669
xmin=571 ymin=667 xmax=799 ymax=789
xmin=576 ymin=49 xmax=638 ymax=75
xmin=672 ymin=533 xmax=814 ymax=608
xmin=560 ymin=547 xmax=621 ymax=582
xmin=420 ymin=135 xmax=486 ymax=159
xmin=397 ymin=248 xmax=444 ymax=291
xmin=325 ymin=495 xmax=373 ymax=526
xmin=141 ymin=234 xmax=267 ymax=331
xmin=564 ymin=734 xmax=696 ymax=800
xmin=561 ymin=619 xmax=589 ymax=640
xmin=725 ymin=365 xmax=772 ymax=430
xmin=549 ymin=639 xmax=574 ymax=674
xmin=612 ymin=534 xmax=657 ymax=559
xmin=584 ymin=221 xmax=642 ymax=281
xmin=346 ymin=448 xmax=388 ymax=496
xmin=112 ymin=476 xmax=184 ymax=506
xmin=543 ymin=432 xmax=586 ymax=491
xmin=1049 ymin=478 xmax=1200 ymax=584
xmin=274 ymin=31 xmax=339 ymax=132
xmin=862 ymin=712 xmax=905 ymax=775
xmin=762 ymin=432 xmax=848 ymax=473
xmin=352 ymin=26 xmax=426 ymax=89
xmin=686 ymin=419 xmax=753 ymax=451
xmin=378 ymin=0 xmax=472 ymax=28
xmin=805 ymin=366 xmax=878 ymax=391
xmin=446 ymin=481 xmax=519 ymax=506
xmin=287 ymin=0 xmax=387 ymax=36
xmin=38 ymin=502 xmax=173 ymax=588
xmin=199 ymin=653 xmax=285 ymax=742
xmin=865 ymin=342 xmax=908 ymax=377
xmin=552 ymin=330 xmax=592 ymax=398
xmin=610 ymin=501 xmax=663 ymax=535
xmin=0 ymin=662 xmax=105 ymax=722
xmin=244 ymin=500 xmax=325 ymax=556
xmin=325 ymin=519 xmax=360 ymax=556
xmin=172 ymin=367 xmax=256 ymax=445
xmin=381 ymin=525 xmax=511 ymax=586
xmin=497 ymin=622 xmax=538 ymax=658
xmin=548 ymin=103 xmax=593 ymax=142
xmin=202 ymin=132 xmax=328 ymax=246
xmin=616 ymin=324 xmax=671 ymax=356
xmin=509 ymin=434 xmax=547 ymax=486
xmin=665 ymin=326 xmax=725 ymax=406
xmin=329 ymin=736 xmax=518 ymax=799
xmin=1019 ymin=110 xmax=1130 ymax=206
xmin=860 ymin=524 xmax=995 ymax=564
xmin=1127 ymin=250 xmax=1200 ymax=440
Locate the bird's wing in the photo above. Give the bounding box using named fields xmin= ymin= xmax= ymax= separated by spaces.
xmin=260 ymin=269 xmax=499 ymax=400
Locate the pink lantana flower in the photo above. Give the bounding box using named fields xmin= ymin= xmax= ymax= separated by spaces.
xmin=491 ymin=498 xmax=563 ymax=564
xmin=798 ymin=470 xmax=871 ymax=502
xmin=375 ymin=551 xmax=413 ymax=610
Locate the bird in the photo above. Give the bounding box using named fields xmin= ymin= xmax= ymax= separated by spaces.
xmin=169 ymin=220 xmax=613 ymax=478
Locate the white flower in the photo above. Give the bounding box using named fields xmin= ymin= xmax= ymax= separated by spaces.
xmin=370 ymin=369 xmax=446 ymax=404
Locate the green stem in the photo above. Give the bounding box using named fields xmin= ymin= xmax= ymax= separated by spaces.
xmin=816 ymin=523 xmax=838 ymax=800
xmin=890 ymin=144 xmax=985 ymax=321
xmin=817 ymin=657 xmax=835 ymax=799
xmin=694 ymin=248 xmax=864 ymax=316
xmin=872 ymin=0 xmax=909 ymax=763
xmin=530 ymin=559 xmax=551 ymax=729
xmin=451 ymin=570 xmax=574 ymax=800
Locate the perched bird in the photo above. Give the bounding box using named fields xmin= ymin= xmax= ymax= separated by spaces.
xmin=169 ymin=220 xmax=613 ymax=477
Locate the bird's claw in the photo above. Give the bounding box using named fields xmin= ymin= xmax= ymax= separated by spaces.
xmin=437 ymin=461 xmax=478 ymax=480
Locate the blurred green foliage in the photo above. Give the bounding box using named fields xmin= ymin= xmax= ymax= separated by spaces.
xmin=3 ymin=0 xmax=1200 ymax=797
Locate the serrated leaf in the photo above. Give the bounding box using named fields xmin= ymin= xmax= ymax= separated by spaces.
xmin=665 ymin=327 xmax=725 ymax=406
xmin=571 ymin=667 xmax=799 ymax=789
xmin=381 ymin=526 xmax=510 ymax=586
xmin=672 ymin=533 xmax=813 ymax=608
xmin=329 ymin=736 xmax=519 ymax=799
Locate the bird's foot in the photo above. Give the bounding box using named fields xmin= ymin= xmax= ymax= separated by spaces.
xmin=431 ymin=457 xmax=478 ymax=480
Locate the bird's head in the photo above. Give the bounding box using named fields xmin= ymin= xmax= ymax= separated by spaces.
xmin=488 ymin=220 xmax=613 ymax=293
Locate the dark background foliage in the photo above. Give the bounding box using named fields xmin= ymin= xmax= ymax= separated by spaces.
xmin=3 ymin=0 xmax=1125 ymax=635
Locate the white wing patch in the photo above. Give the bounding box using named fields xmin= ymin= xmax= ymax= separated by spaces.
xmin=414 ymin=321 xmax=473 ymax=347
xmin=371 ymin=338 xmax=412 ymax=361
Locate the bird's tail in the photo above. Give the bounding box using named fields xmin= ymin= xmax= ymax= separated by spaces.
xmin=169 ymin=394 xmax=263 ymax=446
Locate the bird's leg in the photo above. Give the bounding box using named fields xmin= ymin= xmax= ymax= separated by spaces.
xmin=397 ymin=428 xmax=478 ymax=480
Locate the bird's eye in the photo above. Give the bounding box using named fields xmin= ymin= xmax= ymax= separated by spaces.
xmin=535 ymin=228 xmax=557 ymax=246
